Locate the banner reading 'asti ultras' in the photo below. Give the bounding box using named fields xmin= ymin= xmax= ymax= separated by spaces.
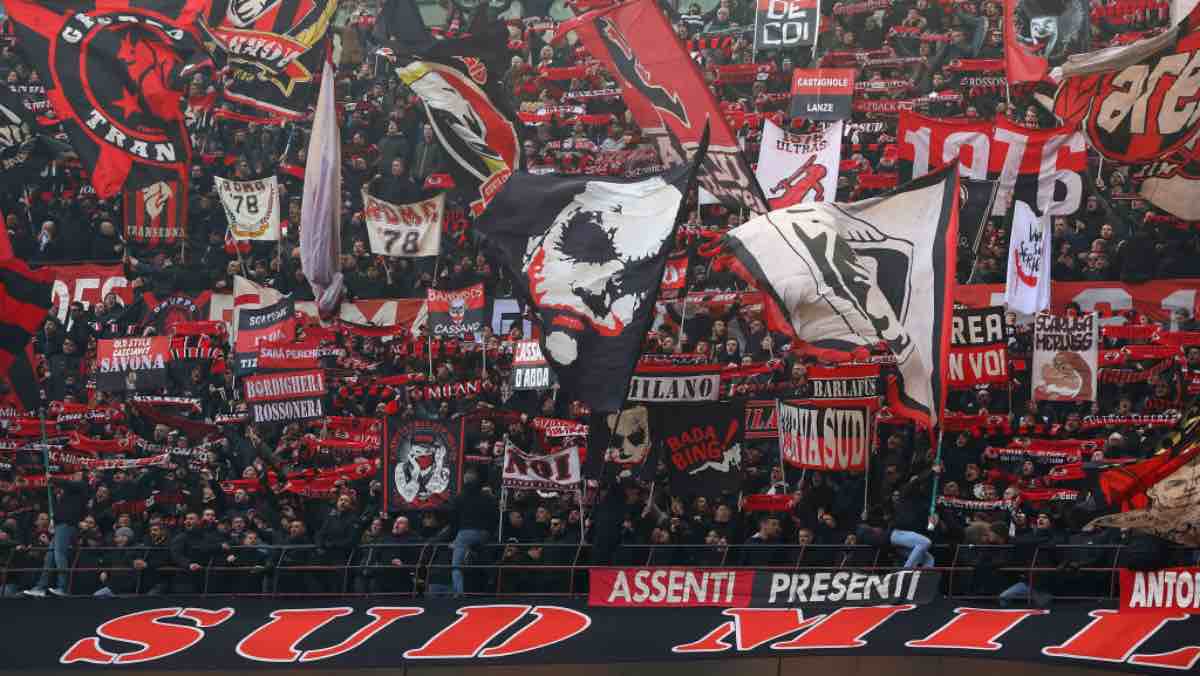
xmin=1032 ymin=312 xmax=1098 ymax=402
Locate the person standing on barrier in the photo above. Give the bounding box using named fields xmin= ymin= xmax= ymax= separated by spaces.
xmin=448 ymin=470 xmax=496 ymax=597
xmin=23 ymin=472 xmax=89 ymax=598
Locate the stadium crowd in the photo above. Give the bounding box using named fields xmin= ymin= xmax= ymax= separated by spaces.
xmin=0 ymin=0 xmax=1196 ymax=602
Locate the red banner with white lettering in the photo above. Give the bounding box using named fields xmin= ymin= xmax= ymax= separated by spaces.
xmin=948 ymin=306 xmax=1008 ymax=387
xmin=777 ymin=400 xmax=872 ymax=472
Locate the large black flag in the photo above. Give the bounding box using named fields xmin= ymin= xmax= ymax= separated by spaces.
xmin=374 ymin=0 xmax=434 ymax=53
xmin=397 ymin=25 xmax=521 ymax=216
xmin=476 ymin=156 xmax=701 ymax=413
xmin=200 ymin=0 xmax=336 ymax=121
xmin=7 ymin=0 xmax=211 ymax=199
xmin=660 ymin=403 xmax=745 ymax=500
xmin=0 ymin=84 xmax=54 ymax=183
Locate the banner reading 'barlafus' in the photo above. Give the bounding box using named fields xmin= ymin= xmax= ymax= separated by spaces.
xmin=789 ymin=68 xmax=854 ymax=121
xmin=502 ymin=444 xmax=582 ymax=491
xmin=661 ymin=403 xmax=744 ymax=499
xmin=200 ymin=0 xmax=336 ymax=120
xmin=384 ymin=418 xmax=459 ymax=511
xmin=756 ymin=119 xmax=842 ymax=209
xmin=243 ymin=369 xmax=325 ymax=423
xmin=96 ymin=337 xmax=170 ymax=392
xmin=364 ymin=191 xmax=443 ymax=257
xmin=778 ymin=400 xmax=872 ymax=472
xmin=754 ymin=0 xmax=820 ymax=51
xmin=725 ymin=168 xmax=960 ymax=427
xmin=6 ymin=0 xmax=210 ymax=199
xmin=1033 ymin=312 xmax=1098 ymax=402
xmin=949 ymin=306 xmax=1009 ymax=387
xmin=558 ymin=0 xmax=768 ymax=213
xmin=475 ymin=161 xmax=697 ymax=413
xmin=427 ymin=284 xmax=486 ymax=338
xmin=215 ymin=176 xmax=281 ymax=241
xmin=510 ymin=339 xmax=557 ymax=391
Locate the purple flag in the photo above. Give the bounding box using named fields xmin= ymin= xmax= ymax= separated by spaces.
xmin=300 ymin=60 xmax=345 ymax=317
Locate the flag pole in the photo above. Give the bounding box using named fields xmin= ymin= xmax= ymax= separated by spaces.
xmin=927 ymin=427 xmax=944 ymax=531
xmin=863 ymin=409 xmax=877 ymax=521
xmin=428 ymin=257 xmax=440 ymax=379
xmin=40 ymin=407 xmax=54 ymax=524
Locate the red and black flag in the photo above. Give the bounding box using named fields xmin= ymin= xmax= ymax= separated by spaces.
xmin=0 ymin=258 xmax=54 ymax=410
xmin=200 ymin=0 xmax=337 ymax=121
xmin=557 ymin=0 xmax=768 ymax=213
xmin=6 ymin=0 xmax=211 ymax=199
xmin=122 ymin=179 xmax=187 ymax=247
xmin=398 ymin=24 xmax=522 ymax=216
xmin=1047 ymin=399 xmax=1200 ymax=545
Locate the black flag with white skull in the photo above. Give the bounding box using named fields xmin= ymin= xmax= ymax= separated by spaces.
xmin=476 ymin=143 xmax=705 ymax=413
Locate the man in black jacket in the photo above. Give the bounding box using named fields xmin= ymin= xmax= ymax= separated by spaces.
xmin=373 ymin=516 xmax=422 ymax=594
xmin=449 ymin=470 xmax=497 ymax=596
xmin=169 ymin=512 xmax=222 ymax=593
xmin=315 ymin=494 xmax=364 ymax=592
xmin=24 ymin=473 xmax=89 ymax=597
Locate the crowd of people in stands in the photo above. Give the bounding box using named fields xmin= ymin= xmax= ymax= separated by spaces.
xmin=0 ymin=0 xmax=1195 ymax=602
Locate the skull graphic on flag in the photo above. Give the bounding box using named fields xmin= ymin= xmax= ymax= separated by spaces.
xmin=385 ymin=419 xmax=460 ymax=511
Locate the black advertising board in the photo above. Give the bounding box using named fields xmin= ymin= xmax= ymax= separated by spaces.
xmin=6 ymin=598 xmax=1199 ymax=671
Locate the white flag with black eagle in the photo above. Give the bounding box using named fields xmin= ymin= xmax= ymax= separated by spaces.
xmin=723 ymin=167 xmax=960 ymax=427
xmin=475 ymin=143 xmax=705 ymax=412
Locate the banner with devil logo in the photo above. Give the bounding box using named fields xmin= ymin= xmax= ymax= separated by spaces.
xmin=755 ymin=119 xmax=842 ymax=209
xmin=6 ymin=0 xmax=211 ymax=199
xmin=123 ymin=180 xmax=187 ymax=248
xmin=384 ymin=418 xmax=461 ymax=511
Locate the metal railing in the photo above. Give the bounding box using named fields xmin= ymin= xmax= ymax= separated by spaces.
xmin=2 ymin=541 xmax=1193 ymax=599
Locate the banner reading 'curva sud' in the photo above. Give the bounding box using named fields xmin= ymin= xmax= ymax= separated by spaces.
xmin=1032 ymin=312 xmax=1098 ymax=402
xmin=777 ymin=400 xmax=872 ymax=472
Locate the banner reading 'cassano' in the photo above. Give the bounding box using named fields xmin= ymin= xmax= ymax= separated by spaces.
xmin=427 ymin=284 xmax=486 ymax=339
